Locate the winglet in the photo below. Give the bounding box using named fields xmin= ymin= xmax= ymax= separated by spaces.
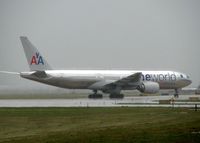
xmin=20 ymin=36 xmax=52 ymax=71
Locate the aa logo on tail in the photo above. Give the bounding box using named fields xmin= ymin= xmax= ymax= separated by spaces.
xmin=30 ymin=52 xmax=44 ymax=65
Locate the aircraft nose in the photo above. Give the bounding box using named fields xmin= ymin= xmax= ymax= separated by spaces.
xmin=185 ymin=79 xmax=192 ymax=86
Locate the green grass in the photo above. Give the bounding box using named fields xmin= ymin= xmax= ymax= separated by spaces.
xmin=0 ymin=107 xmax=200 ymax=143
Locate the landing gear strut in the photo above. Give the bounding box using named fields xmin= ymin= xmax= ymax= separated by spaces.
xmin=174 ymin=89 xmax=179 ymax=98
xmin=88 ymin=90 xmax=103 ymax=99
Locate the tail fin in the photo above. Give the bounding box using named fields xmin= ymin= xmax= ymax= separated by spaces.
xmin=20 ymin=36 xmax=52 ymax=71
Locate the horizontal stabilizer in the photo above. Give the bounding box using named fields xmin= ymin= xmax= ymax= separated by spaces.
xmin=0 ymin=71 xmax=20 ymax=75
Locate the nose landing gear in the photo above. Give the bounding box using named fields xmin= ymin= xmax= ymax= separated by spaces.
xmin=174 ymin=89 xmax=179 ymax=98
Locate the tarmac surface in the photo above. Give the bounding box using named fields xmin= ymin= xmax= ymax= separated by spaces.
xmin=0 ymin=95 xmax=200 ymax=107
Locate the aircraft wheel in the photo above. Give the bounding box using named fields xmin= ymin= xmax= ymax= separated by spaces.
xmin=109 ymin=94 xmax=124 ymax=99
xmin=88 ymin=94 xmax=103 ymax=99
xmin=174 ymin=93 xmax=179 ymax=98
xmin=95 ymin=94 xmax=103 ymax=98
xmin=174 ymin=89 xmax=179 ymax=98
xmin=88 ymin=94 xmax=93 ymax=98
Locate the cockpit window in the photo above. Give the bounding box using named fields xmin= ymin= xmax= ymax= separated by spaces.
xmin=187 ymin=75 xmax=189 ymax=78
xmin=180 ymin=74 xmax=183 ymax=78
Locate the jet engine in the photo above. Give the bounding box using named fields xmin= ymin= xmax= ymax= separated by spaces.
xmin=137 ymin=81 xmax=160 ymax=94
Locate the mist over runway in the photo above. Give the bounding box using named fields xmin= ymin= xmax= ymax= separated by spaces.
xmin=0 ymin=95 xmax=199 ymax=108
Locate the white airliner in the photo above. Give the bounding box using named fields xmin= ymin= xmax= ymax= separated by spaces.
xmin=0 ymin=37 xmax=192 ymax=98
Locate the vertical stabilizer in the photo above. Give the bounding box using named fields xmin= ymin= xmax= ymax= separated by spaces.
xmin=20 ymin=36 xmax=52 ymax=71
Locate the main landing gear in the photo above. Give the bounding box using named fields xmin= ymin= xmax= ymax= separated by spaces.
xmin=109 ymin=93 xmax=124 ymax=99
xmin=88 ymin=90 xmax=103 ymax=99
xmin=88 ymin=90 xmax=124 ymax=99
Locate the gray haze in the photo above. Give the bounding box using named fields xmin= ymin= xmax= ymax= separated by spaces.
xmin=0 ymin=0 xmax=200 ymax=89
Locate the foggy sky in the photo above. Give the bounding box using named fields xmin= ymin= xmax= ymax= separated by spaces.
xmin=0 ymin=0 xmax=200 ymax=88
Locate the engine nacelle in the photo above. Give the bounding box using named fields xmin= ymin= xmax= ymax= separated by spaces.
xmin=137 ymin=81 xmax=160 ymax=94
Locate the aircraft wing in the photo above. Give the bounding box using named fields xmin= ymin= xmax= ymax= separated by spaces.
xmin=103 ymin=72 xmax=142 ymax=88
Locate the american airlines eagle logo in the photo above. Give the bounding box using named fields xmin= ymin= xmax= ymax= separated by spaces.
xmin=30 ymin=52 xmax=44 ymax=65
